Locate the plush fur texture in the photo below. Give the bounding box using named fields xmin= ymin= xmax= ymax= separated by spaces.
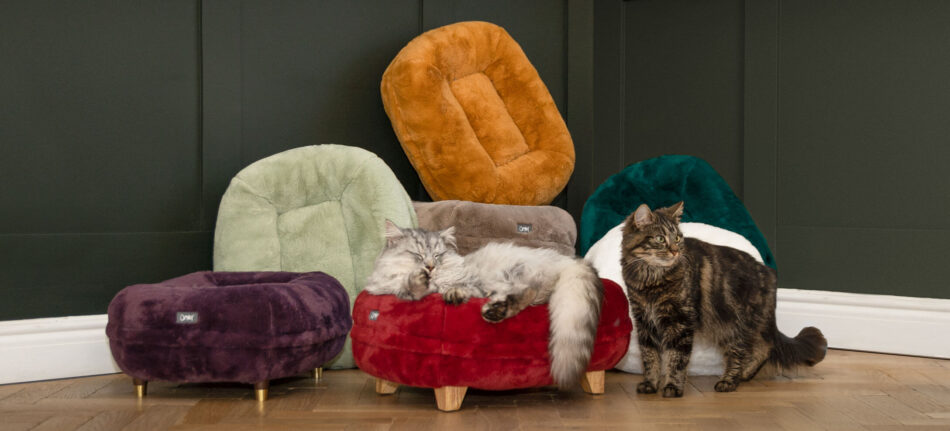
xmin=413 ymin=200 xmax=576 ymax=256
xmin=620 ymin=203 xmax=826 ymax=397
xmin=381 ymin=21 xmax=574 ymax=205
xmin=352 ymin=278 xmax=631 ymax=390
xmin=585 ymin=221 xmax=764 ymax=376
xmin=579 ymin=155 xmax=775 ymax=268
xmin=213 ymin=144 xmax=417 ymax=368
xmin=106 ymin=271 xmax=351 ymax=384
xmin=364 ymin=222 xmax=603 ymax=387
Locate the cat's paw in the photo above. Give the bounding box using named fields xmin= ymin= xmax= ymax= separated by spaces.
xmin=406 ymin=269 xmax=431 ymax=300
xmin=481 ymin=300 xmax=509 ymax=322
xmin=442 ymin=288 xmax=470 ymax=305
xmin=635 ymin=381 xmax=657 ymax=394
xmin=714 ymin=380 xmax=738 ymax=392
xmin=661 ymin=384 xmax=684 ymax=398
xmin=410 ymin=269 xmax=429 ymax=287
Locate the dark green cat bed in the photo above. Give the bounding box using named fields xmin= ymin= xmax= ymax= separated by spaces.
xmin=579 ymin=155 xmax=775 ymax=269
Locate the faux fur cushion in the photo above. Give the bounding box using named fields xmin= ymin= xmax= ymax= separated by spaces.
xmin=413 ymin=200 xmax=576 ymax=256
xmin=381 ymin=21 xmax=574 ymax=205
xmin=579 ymin=155 xmax=775 ymax=268
xmin=106 ymin=271 xmax=351 ymax=384
xmin=213 ymin=144 xmax=417 ymax=368
xmin=351 ymin=279 xmax=631 ymax=390
xmin=585 ymin=222 xmax=764 ymax=376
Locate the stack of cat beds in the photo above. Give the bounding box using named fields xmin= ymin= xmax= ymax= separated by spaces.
xmin=380 ymin=21 xmax=574 ymax=206
xmin=581 ymin=155 xmax=773 ymax=375
xmin=106 ymin=271 xmax=351 ymax=401
xmin=213 ymin=144 xmax=417 ymax=368
xmin=354 ymin=21 xmax=631 ymax=411
xmin=353 ymin=200 xmax=632 ymax=411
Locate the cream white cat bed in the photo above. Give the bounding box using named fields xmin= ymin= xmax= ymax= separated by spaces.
xmin=584 ymin=222 xmax=764 ymax=376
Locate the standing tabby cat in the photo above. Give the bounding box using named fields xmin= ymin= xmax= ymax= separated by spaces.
xmin=365 ymin=220 xmax=604 ymax=387
xmin=620 ymin=202 xmax=826 ymax=397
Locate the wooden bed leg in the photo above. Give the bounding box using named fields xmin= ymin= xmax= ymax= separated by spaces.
xmin=580 ymin=370 xmax=605 ymax=395
xmin=434 ymin=386 xmax=467 ymax=412
xmin=375 ymin=378 xmax=399 ymax=395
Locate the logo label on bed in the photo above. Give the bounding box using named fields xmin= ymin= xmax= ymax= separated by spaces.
xmin=176 ymin=312 xmax=199 ymax=324
xmin=517 ymin=223 xmax=532 ymax=233
xmin=369 ymin=310 xmax=380 ymax=321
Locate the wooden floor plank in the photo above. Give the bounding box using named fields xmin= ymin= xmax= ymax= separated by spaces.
xmin=73 ymin=410 xmax=142 ymax=431
xmin=0 ymin=379 xmax=73 ymax=405
xmin=29 ymin=415 xmax=95 ymax=431
xmin=0 ymin=349 xmax=946 ymax=430
xmin=120 ymin=405 xmax=191 ymax=431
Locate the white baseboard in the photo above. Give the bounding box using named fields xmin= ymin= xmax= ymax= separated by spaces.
xmin=0 ymin=289 xmax=947 ymax=384
xmin=0 ymin=315 xmax=121 ymax=385
xmin=776 ymin=288 xmax=950 ymax=359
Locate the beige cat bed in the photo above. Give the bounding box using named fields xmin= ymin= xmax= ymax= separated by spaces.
xmin=412 ymin=200 xmax=576 ymax=256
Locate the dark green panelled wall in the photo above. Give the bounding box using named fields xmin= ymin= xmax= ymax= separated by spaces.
xmin=597 ymin=0 xmax=949 ymax=299
xmin=1 ymin=0 xmax=946 ymax=320
xmin=0 ymin=0 xmax=594 ymax=320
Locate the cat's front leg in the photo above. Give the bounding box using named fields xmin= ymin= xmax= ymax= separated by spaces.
xmin=657 ymin=316 xmax=694 ymax=398
xmin=632 ymin=310 xmax=661 ymax=394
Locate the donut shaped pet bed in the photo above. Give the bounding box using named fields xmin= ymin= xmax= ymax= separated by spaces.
xmin=413 ymin=200 xmax=576 ymax=256
xmin=351 ymin=279 xmax=632 ymax=411
xmin=381 ymin=21 xmax=574 ymax=205
xmin=213 ymin=144 xmax=417 ymax=368
xmin=585 ymin=223 xmax=764 ymax=376
xmin=106 ymin=271 xmax=351 ymax=401
xmin=579 ymin=154 xmax=775 ymax=268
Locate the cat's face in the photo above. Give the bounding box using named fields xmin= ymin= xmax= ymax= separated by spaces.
xmin=621 ymin=202 xmax=685 ymax=267
xmin=381 ymin=220 xmax=461 ymax=299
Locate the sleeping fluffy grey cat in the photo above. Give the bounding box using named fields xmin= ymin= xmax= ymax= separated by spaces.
xmin=364 ymin=220 xmax=604 ymax=387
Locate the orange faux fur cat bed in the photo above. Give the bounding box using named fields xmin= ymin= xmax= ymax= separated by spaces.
xmin=381 ymin=21 xmax=574 ymax=205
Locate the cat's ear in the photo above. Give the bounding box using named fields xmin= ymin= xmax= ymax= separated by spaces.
xmin=440 ymin=226 xmax=458 ymax=250
xmin=632 ymin=203 xmax=654 ymax=228
xmin=384 ymin=219 xmax=404 ymax=245
xmin=666 ymin=201 xmax=684 ymax=221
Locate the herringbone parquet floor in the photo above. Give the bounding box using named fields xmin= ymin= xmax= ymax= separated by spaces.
xmin=1 ymin=349 xmax=948 ymax=430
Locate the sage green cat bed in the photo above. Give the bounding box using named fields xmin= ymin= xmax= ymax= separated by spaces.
xmin=213 ymin=144 xmax=417 ymax=368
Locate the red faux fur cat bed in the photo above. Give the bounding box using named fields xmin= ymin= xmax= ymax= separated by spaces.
xmin=351 ymin=279 xmax=632 ymax=411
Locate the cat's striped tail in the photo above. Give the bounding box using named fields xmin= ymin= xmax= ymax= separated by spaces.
xmin=547 ymin=260 xmax=604 ymax=387
xmin=771 ymin=326 xmax=828 ymax=369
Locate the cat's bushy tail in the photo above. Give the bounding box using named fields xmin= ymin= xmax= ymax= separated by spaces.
xmin=770 ymin=326 xmax=828 ymax=370
xmin=547 ymin=260 xmax=604 ymax=387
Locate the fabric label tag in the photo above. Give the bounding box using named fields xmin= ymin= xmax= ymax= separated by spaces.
xmin=517 ymin=223 xmax=532 ymax=233
xmin=176 ymin=312 xmax=199 ymax=324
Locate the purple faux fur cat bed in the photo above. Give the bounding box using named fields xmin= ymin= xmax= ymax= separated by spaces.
xmin=106 ymin=271 xmax=351 ymax=397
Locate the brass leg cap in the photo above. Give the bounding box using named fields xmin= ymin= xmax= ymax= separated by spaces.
xmin=133 ymin=379 xmax=147 ymax=399
xmin=255 ymin=388 xmax=268 ymax=402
